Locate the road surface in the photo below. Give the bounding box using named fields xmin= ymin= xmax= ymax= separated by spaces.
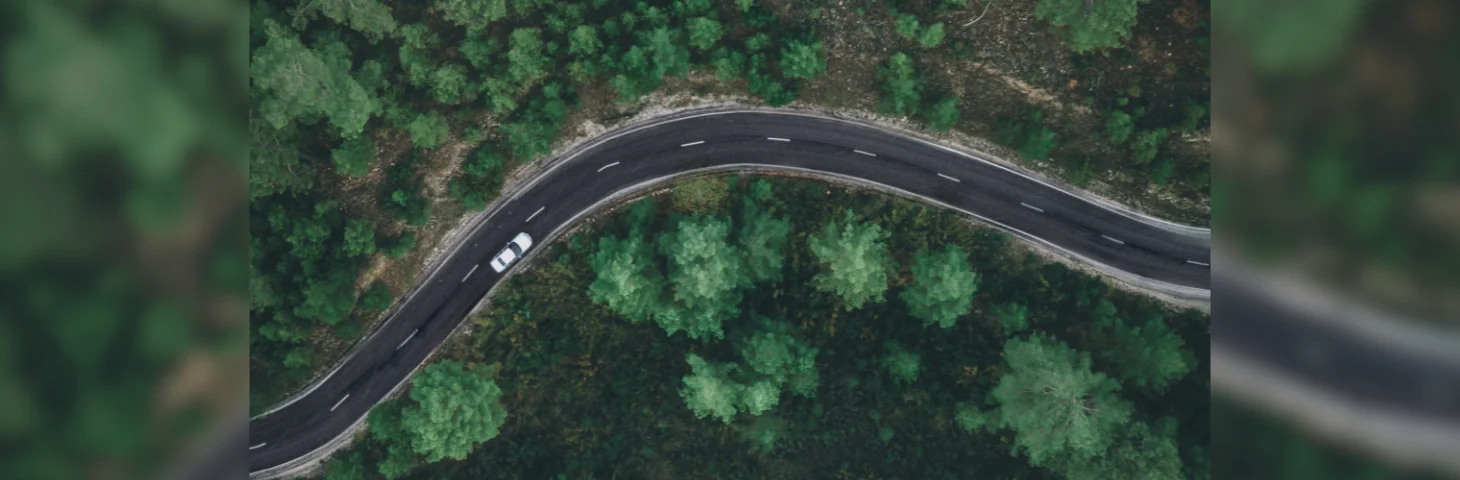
xmin=247 ymin=110 xmax=1212 ymax=477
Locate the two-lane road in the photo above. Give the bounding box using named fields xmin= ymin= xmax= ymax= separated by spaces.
xmin=248 ymin=110 xmax=1211 ymax=477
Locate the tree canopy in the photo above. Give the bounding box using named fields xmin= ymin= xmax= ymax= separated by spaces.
xmin=1035 ymin=0 xmax=1149 ymax=53
xmin=990 ymin=334 xmax=1133 ymax=466
xmin=807 ymin=210 xmax=893 ymax=310
xmin=901 ymin=245 xmax=980 ymax=328
xmin=400 ymin=361 xmax=508 ymax=462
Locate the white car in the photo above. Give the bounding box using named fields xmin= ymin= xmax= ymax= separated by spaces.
xmin=489 ymin=233 xmax=534 ymax=273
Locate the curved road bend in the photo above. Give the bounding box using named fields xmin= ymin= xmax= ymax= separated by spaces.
xmin=248 ymin=111 xmax=1212 ymax=475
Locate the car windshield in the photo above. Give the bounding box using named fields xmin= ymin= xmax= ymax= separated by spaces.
xmin=509 ymin=243 xmax=522 ymax=256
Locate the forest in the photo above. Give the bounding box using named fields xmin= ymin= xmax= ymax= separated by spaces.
xmin=316 ymin=175 xmax=1210 ymax=479
xmin=247 ymin=0 xmax=1210 ymax=419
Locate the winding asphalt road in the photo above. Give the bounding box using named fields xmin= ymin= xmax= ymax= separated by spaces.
xmin=247 ymin=110 xmax=1213 ymax=476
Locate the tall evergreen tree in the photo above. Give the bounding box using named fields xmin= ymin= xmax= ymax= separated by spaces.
xmin=901 ymin=245 xmax=979 ymax=328
xmin=990 ymin=334 xmax=1133 ymax=466
xmin=807 ymin=210 xmax=894 ymax=310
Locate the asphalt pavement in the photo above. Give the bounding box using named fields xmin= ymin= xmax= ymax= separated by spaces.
xmin=246 ymin=110 xmax=1212 ymax=476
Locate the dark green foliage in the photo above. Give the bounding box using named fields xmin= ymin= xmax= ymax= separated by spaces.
xmin=251 ymin=20 xmax=378 ymax=138
xmin=881 ymin=341 xmax=920 ymax=384
xmin=807 ymin=210 xmax=894 ymax=310
xmin=680 ymin=353 xmax=744 ymax=423
xmin=360 ymin=281 xmax=393 ymax=313
xmin=878 ymin=53 xmax=922 ymax=117
xmin=342 ymin=219 xmax=376 ymax=257
xmin=655 ymin=216 xmax=751 ymax=340
xmin=383 ymin=231 xmax=416 ymax=259
xmin=894 ymin=14 xmax=921 ymax=40
xmin=437 ymin=0 xmax=510 ymax=30
xmin=918 ymin=22 xmax=946 ymax=48
xmin=926 ymin=96 xmax=960 ymax=131
xmin=1130 ymin=128 xmax=1168 ymax=165
xmin=406 ymin=112 xmax=449 ymax=150
xmin=901 ymin=244 xmax=979 ymax=328
xmin=295 ymin=0 xmax=398 ymax=41
xmin=588 ymin=234 xmax=665 ymax=324
xmin=1105 ymin=110 xmax=1135 ymax=145
xmin=401 ymin=361 xmax=508 ymax=462
xmin=331 ymin=135 xmax=377 ymax=177
xmin=999 ymin=110 xmax=1059 ymax=161
xmin=989 ymin=334 xmax=1133 ymax=466
xmin=737 ymin=198 xmax=791 ymax=283
xmin=686 ymin=17 xmax=724 ymax=51
xmin=779 ymin=40 xmax=826 ymax=80
xmin=1035 ymin=0 xmax=1149 ymax=52
xmin=1102 ymin=313 xmax=1194 ymax=392
xmin=993 ymin=302 xmax=1030 ymax=334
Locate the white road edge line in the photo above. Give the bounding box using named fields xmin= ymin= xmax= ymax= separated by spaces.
xmin=853 ymin=149 xmax=877 ymax=157
xmin=525 ymin=206 xmax=545 ymax=223
xmin=397 ymin=329 xmax=418 ymax=350
xmin=1186 ymin=260 xmax=1210 ymax=267
xmin=329 ymin=394 xmax=350 ymax=412
xmin=1020 ymin=202 xmax=1044 ymax=213
xmin=597 ymin=162 xmax=620 ymax=172
xmin=767 ymin=137 xmax=791 ymax=142
xmin=1101 ymin=235 xmax=1126 ymax=245
xmin=461 ymin=264 xmax=479 ymax=283
xmin=249 ymin=443 xmax=267 ymax=450
xmin=679 ymin=140 xmax=705 ymax=147
xmin=937 ymin=173 xmax=960 ymax=183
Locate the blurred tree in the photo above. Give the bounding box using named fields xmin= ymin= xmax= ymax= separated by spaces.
xmin=1034 ymin=0 xmax=1148 ymax=52
xmin=990 ymin=334 xmax=1132 ymax=466
xmin=901 ymin=245 xmax=980 ymax=328
xmin=894 ymin=14 xmax=921 ymax=40
xmin=588 ymin=234 xmax=665 ymax=324
xmin=251 ymin=20 xmax=378 ymax=138
xmin=400 ymin=362 xmax=508 ymax=462
xmin=738 ymin=323 xmax=819 ymax=397
xmin=507 ymin=28 xmax=549 ymax=88
xmin=367 ymin=400 xmax=418 ymax=479
xmin=741 ymin=380 xmax=781 ymax=416
xmin=680 ymin=353 xmax=745 ymax=423
xmin=808 ymin=210 xmax=894 ymax=310
xmin=878 ymin=53 xmax=922 ymax=117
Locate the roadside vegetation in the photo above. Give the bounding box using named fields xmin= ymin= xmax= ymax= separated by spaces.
xmin=248 ymin=0 xmax=1210 ymax=411
xmin=318 ymin=175 xmax=1209 ymax=479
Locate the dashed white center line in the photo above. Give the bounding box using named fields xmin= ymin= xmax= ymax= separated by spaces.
xmin=767 ymin=137 xmax=791 ymax=142
xmin=937 ymin=173 xmax=960 ymax=183
xmin=397 ymin=329 xmax=418 ymax=350
xmin=679 ymin=140 xmax=705 ymax=147
xmin=526 ymin=206 xmax=545 ymax=223
xmin=461 ymin=264 xmax=479 ymax=283
xmin=329 ymin=394 xmax=351 ymax=412
xmin=1020 ymin=203 xmax=1044 ymax=213
xmin=1101 ymin=235 xmax=1126 ymax=245
xmin=1186 ymin=260 xmax=1210 ymax=267
xmin=597 ymin=162 xmax=620 ymax=172
xmin=249 ymin=443 xmax=267 ymax=450
xmin=853 ymin=150 xmax=877 ymax=157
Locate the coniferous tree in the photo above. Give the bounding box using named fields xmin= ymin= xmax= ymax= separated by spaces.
xmin=990 ymin=334 xmax=1133 ymax=466
xmin=901 ymin=245 xmax=979 ymax=328
xmin=808 ymin=210 xmax=894 ymax=310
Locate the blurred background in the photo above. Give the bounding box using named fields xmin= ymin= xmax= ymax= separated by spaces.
xmin=0 ymin=0 xmax=1457 ymax=478
xmin=0 ymin=0 xmax=250 ymax=479
xmin=1214 ymin=0 xmax=1460 ymax=478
